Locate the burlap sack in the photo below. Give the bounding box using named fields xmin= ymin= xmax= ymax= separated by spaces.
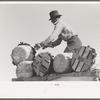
xmin=16 ymin=61 xmax=36 ymax=78
xmin=11 ymin=45 xmax=35 ymax=65
xmin=53 ymin=53 xmax=73 ymax=74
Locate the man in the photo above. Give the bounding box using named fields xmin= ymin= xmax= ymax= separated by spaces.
xmin=34 ymin=10 xmax=82 ymax=53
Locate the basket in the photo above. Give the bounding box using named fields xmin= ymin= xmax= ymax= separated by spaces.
xmin=71 ymin=46 xmax=96 ymax=72
xmin=33 ymin=52 xmax=53 ymax=76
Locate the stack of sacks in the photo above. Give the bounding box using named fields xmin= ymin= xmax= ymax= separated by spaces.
xmin=11 ymin=43 xmax=36 ymax=78
xmin=53 ymin=53 xmax=73 ymax=74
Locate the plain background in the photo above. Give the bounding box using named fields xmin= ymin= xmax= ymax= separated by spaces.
xmin=0 ymin=1 xmax=100 ymax=98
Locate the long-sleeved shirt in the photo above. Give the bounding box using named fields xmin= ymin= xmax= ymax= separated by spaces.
xmin=40 ymin=20 xmax=75 ymax=47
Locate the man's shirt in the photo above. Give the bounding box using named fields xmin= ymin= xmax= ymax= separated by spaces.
xmin=40 ymin=20 xmax=76 ymax=47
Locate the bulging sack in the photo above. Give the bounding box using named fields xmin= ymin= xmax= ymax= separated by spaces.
xmin=11 ymin=42 xmax=36 ymax=65
xmin=53 ymin=53 xmax=73 ymax=74
xmin=16 ymin=61 xmax=36 ymax=78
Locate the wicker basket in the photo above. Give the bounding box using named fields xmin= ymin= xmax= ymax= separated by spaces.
xmin=71 ymin=46 xmax=96 ymax=72
xmin=33 ymin=52 xmax=53 ymax=76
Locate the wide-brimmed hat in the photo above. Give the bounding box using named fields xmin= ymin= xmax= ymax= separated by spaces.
xmin=49 ymin=10 xmax=62 ymax=21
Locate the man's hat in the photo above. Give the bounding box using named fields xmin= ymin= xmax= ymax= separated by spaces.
xmin=49 ymin=10 xmax=62 ymax=21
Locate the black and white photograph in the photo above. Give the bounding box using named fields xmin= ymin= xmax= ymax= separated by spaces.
xmin=0 ymin=1 xmax=100 ymax=98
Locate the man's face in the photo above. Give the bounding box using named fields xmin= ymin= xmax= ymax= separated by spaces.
xmin=51 ymin=18 xmax=57 ymax=24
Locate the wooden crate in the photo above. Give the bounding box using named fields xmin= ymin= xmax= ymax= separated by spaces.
xmin=71 ymin=46 xmax=95 ymax=72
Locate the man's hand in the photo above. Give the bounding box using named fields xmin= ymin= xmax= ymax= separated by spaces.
xmin=34 ymin=42 xmax=53 ymax=50
xmin=34 ymin=43 xmax=41 ymax=50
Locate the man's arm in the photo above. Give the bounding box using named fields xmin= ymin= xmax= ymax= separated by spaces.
xmin=50 ymin=37 xmax=62 ymax=47
xmin=40 ymin=23 xmax=63 ymax=48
